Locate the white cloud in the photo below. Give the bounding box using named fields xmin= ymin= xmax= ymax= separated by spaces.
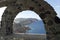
xmin=0 ymin=7 xmax=7 ymax=21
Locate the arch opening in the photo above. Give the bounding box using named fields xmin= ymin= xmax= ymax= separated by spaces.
xmin=13 ymin=10 xmax=46 ymax=35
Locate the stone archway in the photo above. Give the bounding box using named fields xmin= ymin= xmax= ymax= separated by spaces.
xmin=0 ymin=0 xmax=60 ymax=40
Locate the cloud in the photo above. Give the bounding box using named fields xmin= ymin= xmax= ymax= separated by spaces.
xmin=0 ymin=7 xmax=7 ymax=21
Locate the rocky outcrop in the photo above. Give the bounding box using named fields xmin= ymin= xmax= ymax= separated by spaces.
xmin=13 ymin=18 xmax=38 ymax=33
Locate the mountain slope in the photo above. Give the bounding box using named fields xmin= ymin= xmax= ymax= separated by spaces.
xmin=13 ymin=18 xmax=46 ymax=34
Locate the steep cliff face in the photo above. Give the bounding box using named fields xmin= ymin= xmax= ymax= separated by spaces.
xmin=13 ymin=18 xmax=46 ymax=34
xmin=13 ymin=18 xmax=39 ymax=33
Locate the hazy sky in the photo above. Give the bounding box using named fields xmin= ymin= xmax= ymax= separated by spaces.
xmin=0 ymin=0 xmax=60 ymax=21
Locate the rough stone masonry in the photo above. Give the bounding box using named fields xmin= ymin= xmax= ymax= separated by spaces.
xmin=0 ymin=0 xmax=60 ymax=40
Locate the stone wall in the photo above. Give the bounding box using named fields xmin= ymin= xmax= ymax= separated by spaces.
xmin=0 ymin=0 xmax=60 ymax=40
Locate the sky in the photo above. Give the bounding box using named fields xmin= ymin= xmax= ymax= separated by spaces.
xmin=0 ymin=0 xmax=60 ymax=21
